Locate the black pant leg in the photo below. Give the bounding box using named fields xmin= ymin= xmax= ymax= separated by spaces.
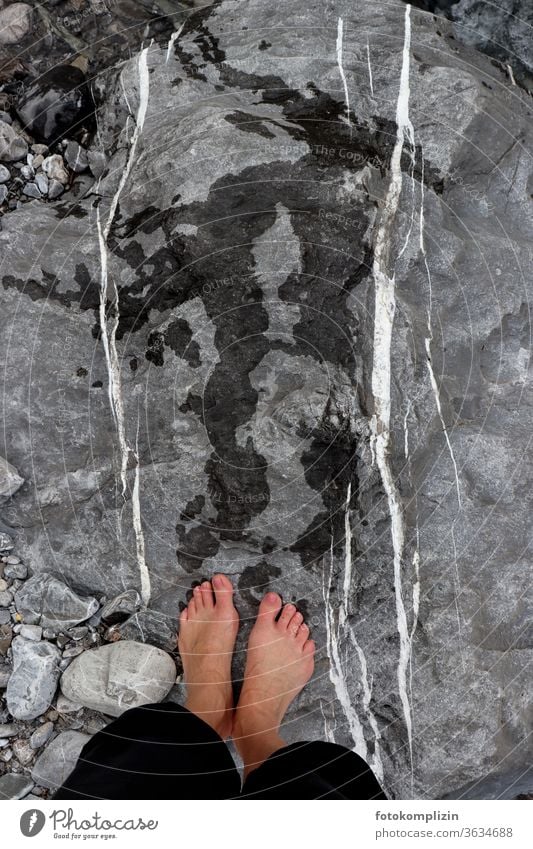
xmin=53 ymin=702 xmax=241 ymax=800
xmin=240 ymin=741 xmax=387 ymax=799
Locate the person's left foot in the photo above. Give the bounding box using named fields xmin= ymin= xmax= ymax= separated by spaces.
xmin=178 ymin=574 xmax=239 ymax=739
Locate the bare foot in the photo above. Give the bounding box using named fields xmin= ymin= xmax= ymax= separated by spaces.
xmin=232 ymin=592 xmax=315 ymax=776
xmin=178 ymin=574 xmax=239 ymax=739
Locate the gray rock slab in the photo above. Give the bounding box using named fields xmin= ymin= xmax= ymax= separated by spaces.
xmin=110 ymin=609 xmax=177 ymax=651
xmin=6 ymin=636 xmax=61 ymax=720
xmin=14 ymin=573 xmax=99 ymax=629
xmin=60 ymin=641 xmax=176 ymax=716
xmin=31 ymin=730 xmax=90 ymax=791
xmin=0 ymin=772 xmax=34 ymax=799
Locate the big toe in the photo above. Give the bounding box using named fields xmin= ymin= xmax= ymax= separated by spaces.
xmin=212 ymin=573 xmax=235 ymax=609
xmin=257 ymin=591 xmax=282 ymax=623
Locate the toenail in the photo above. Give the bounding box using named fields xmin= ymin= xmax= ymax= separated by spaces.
xmin=213 ymin=575 xmax=221 ymax=587
xmin=265 ymin=592 xmax=278 ymax=603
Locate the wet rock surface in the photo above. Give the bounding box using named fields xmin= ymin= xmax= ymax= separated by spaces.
xmin=0 ymin=0 xmax=531 ymax=801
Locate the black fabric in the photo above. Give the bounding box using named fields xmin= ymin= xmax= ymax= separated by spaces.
xmin=53 ymin=702 xmax=386 ymax=800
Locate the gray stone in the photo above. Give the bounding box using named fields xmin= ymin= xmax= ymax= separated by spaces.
xmin=0 ymin=624 xmax=13 ymax=655
xmin=12 ymin=738 xmax=34 ymax=765
xmin=14 ymin=572 xmax=99 ymax=629
xmin=0 ymin=111 xmax=12 ymax=125
xmin=0 ymin=185 xmax=7 ymax=204
xmin=47 ymin=178 xmax=64 ymax=199
xmin=20 ymin=164 xmax=34 ymax=181
xmin=4 ymin=562 xmax=27 ymax=580
xmin=31 ymin=143 xmax=48 ymax=156
xmin=6 ymin=555 xmax=21 ymax=565
xmin=62 ymin=644 xmax=84 ymax=658
xmin=0 ymin=165 xmax=9 ymax=184
xmin=0 ymin=122 xmax=27 ymax=162
xmin=60 ymin=641 xmax=176 ymax=717
xmin=65 ymin=141 xmax=89 ymax=173
xmin=35 ymin=172 xmax=48 ymax=196
xmin=6 ymin=636 xmax=61 ymax=720
xmin=31 ymin=730 xmax=89 ymax=791
xmin=20 ymin=624 xmax=42 ymax=641
xmin=0 ymin=724 xmax=18 ymax=738
xmin=0 ymin=610 xmax=10 ymax=625
xmin=0 ymin=772 xmax=33 ymax=799
xmin=0 ymin=3 xmax=32 ymax=46
xmin=0 ymin=590 xmax=13 ymax=607
xmin=30 ymin=721 xmax=54 ymax=749
xmin=0 ymin=457 xmax=24 ymax=501
xmin=87 ymin=149 xmax=107 ymax=179
xmin=0 ymin=533 xmax=13 ymax=552
xmin=113 ymin=609 xmax=177 ymax=651
xmin=0 ymin=664 xmax=11 ymax=687
xmin=41 ymin=154 xmax=68 ymax=184
xmin=0 ymin=578 xmax=8 ymax=591
xmin=23 ymin=182 xmax=41 ymax=199
xmin=55 ymin=693 xmax=82 ymax=714
xmin=100 ymin=589 xmax=142 ymax=625
xmin=68 ymin=625 xmax=88 ymax=640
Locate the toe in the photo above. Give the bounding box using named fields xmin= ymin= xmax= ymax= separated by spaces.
xmin=258 ymin=591 xmax=282 ymax=622
xmin=278 ymin=603 xmax=296 ymax=629
xmin=201 ymin=580 xmax=214 ymax=608
xmin=303 ymin=638 xmax=316 ymax=656
xmin=296 ymin=622 xmax=309 ymax=645
xmin=212 ymin=573 xmax=234 ymax=609
xmin=288 ymin=611 xmax=303 ymax=635
xmin=193 ymin=584 xmax=203 ymax=607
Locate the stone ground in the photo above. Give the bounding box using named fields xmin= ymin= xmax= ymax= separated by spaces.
xmin=0 ymin=0 xmax=532 ymax=800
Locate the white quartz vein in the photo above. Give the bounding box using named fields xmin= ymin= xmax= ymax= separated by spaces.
xmin=370 ymin=2 xmax=414 ymax=767
xmin=323 ymin=538 xmax=368 ymax=759
xmin=97 ymin=46 xmax=151 ymax=605
xmin=336 ymin=18 xmax=351 ymax=126
xmin=166 ymin=21 xmax=185 ymax=63
xmin=366 ymin=37 xmax=374 ymax=97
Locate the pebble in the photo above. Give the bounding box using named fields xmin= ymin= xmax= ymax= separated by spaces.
xmin=20 ymin=163 xmax=33 ymax=180
xmin=35 ymin=172 xmax=48 ymax=195
xmin=0 ymin=664 xmax=11 ymax=687
xmin=62 ymin=645 xmax=84 ymax=658
xmin=12 ymin=738 xmax=34 ymax=766
xmin=100 ymin=589 xmax=142 ymax=625
xmin=60 ymin=640 xmax=176 ymax=717
xmin=23 ymin=182 xmax=41 ymax=199
xmin=0 ymin=533 xmax=14 ymax=552
xmin=20 ymin=624 xmax=42 ymax=641
xmin=65 ymin=140 xmax=89 ymax=173
xmin=87 ymin=149 xmax=107 ymax=179
xmin=56 ymin=633 xmax=69 ymax=649
xmin=31 ymin=143 xmax=48 ymax=156
xmin=55 ymin=693 xmax=82 ymax=714
xmin=0 ymin=3 xmax=32 ymax=47
xmin=0 ymin=624 xmax=13 ymax=655
xmin=0 ymin=724 xmax=18 ymax=738
xmin=0 ymin=610 xmax=10 ymax=625
xmin=0 ymin=111 xmax=12 ymax=125
xmin=0 ymin=772 xmax=34 ymax=799
xmin=6 ymin=637 xmax=61 ymax=721
xmin=0 ymin=590 xmax=13 ymax=607
xmin=14 ymin=572 xmax=99 ymax=629
xmin=42 ymin=628 xmax=57 ymax=640
xmin=68 ymin=626 xmax=88 ymax=641
xmin=41 ymin=154 xmax=69 ymax=184
xmin=6 ymin=555 xmax=21 ymax=566
xmin=30 ymin=721 xmax=54 ymax=750
xmin=0 ymin=122 xmax=27 ymax=162
xmin=0 ymin=185 xmax=7 ymax=204
xmin=32 ymin=730 xmax=90 ymax=791
xmin=0 ymin=747 xmax=13 ymax=762
xmin=4 ymin=563 xmax=27 ymax=580
xmin=32 ymin=154 xmax=44 ymax=169
xmin=46 ymin=710 xmax=59 ymax=722
xmin=0 ymin=165 xmax=9 ymax=183
xmin=0 ymin=578 xmax=8 ymax=591
xmin=47 ymin=178 xmax=64 ymax=200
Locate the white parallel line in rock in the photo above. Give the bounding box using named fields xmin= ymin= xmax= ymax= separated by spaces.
xmin=419 ymin=152 xmax=462 ymax=509
xmin=166 ymin=21 xmax=185 ymax=63
xmin=333 ymin=487 xmax=385 ymax=781
xmin=370 ymin=1 xmax=414 ymax=769
xmin=506 ymin=63 xmax=516 ymax=86
xmin=403 ymin=398 xmax=412 ymax=459
xmin=323 ymin=541 xmax=368 ymax=759
xmin=336 ymin=18 xmax=351 ymax=126
xmin=133 ymin=411 xmax=150 ymax=606
xmin=319 ymin=698 xmax=336 ymax=744
xmin=97 ymin=47 xmax=152 ymax=604
xmin=366 ymin=37 xmax=374 ymax=97
xmin=451 ymin=526 xmax=466 ymax=671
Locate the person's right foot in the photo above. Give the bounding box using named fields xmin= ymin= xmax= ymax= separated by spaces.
xmin=233 ymin=592 xmax=315 ymax=744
